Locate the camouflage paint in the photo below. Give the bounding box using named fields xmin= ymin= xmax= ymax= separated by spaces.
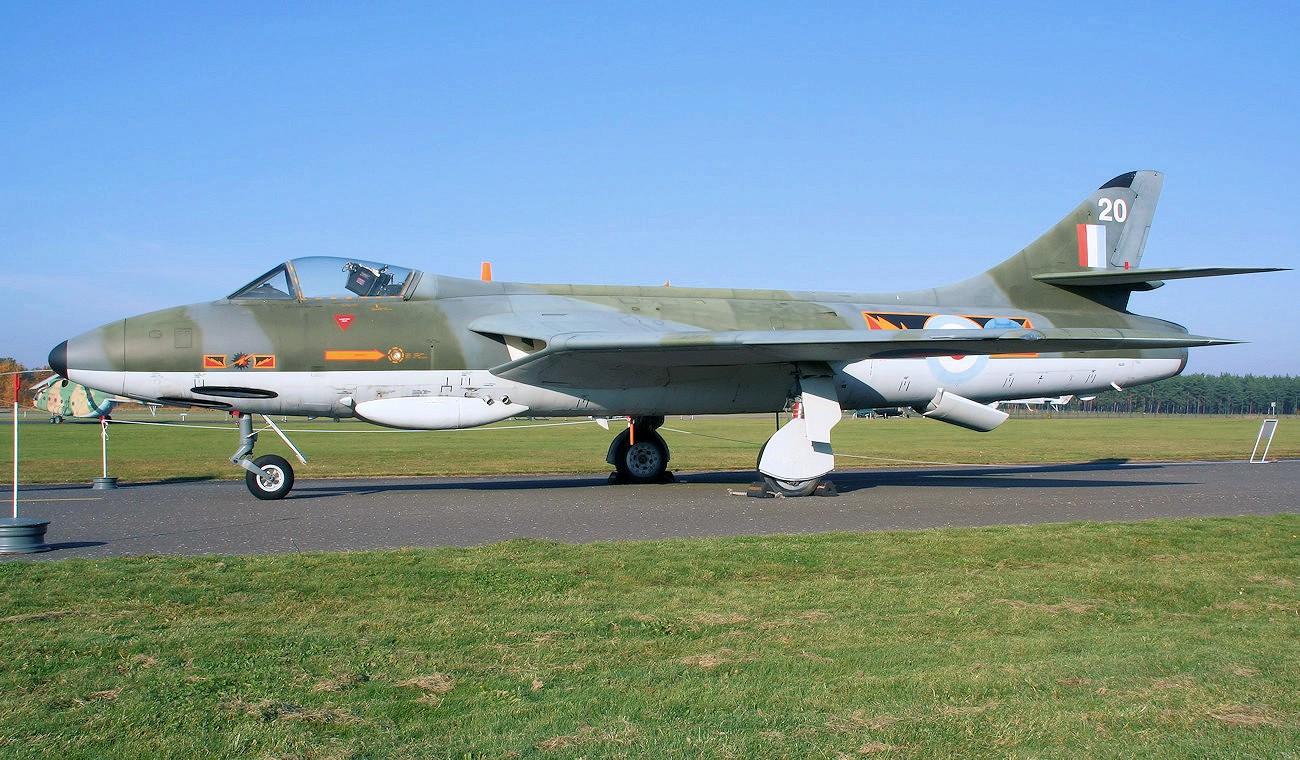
xmin=53 ymin=170 xmax=1263 ymax=422
xmin=30 ymin=378 xmax=117 ymax=420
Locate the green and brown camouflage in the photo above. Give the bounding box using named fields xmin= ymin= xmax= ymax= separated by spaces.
xmin=30 ymin=376 xmax=119 ymax=422
xmin=48 ymin=170 xmax=1284 ymax=497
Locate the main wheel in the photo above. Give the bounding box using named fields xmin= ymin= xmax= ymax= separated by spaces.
xmin=245 ymin=454 xmax=294 ymax=500
xmin=611 ymin=430 xmax=670 ymax=483
xmin=755 ymin=444 xmax=821 ymax=497
xmin=760 ymin=474 xmax=821 ymax=497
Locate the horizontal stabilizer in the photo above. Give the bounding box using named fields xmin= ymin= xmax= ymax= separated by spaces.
xmin=1034 ymin=266 xmax=1287 ymax=288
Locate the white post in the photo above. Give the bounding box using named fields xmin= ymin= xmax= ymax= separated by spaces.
xmin=12 ymin=377 xmax=19 ymax=519
xmin=101 ymin=417 xmax=109 ymax=478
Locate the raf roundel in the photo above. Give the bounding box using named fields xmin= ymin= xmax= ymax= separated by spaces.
xmin=924 ymin=315 xmax=988 ymax=384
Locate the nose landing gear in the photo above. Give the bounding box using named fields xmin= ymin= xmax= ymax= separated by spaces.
xmin=232 ymin=413 xmax=307 ymax=500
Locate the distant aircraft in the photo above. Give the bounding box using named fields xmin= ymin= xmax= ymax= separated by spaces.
xmin=993 ymin=394 xmax=1075 ymax=410
xmin=49 ymin=171 xmax=1284 ymax=499
xmin=29 ymin=375 xmax=159 ymax=422
xmin=30 ymin=375 xmax=120 ymax=422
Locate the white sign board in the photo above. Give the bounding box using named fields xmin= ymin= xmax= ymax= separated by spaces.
xmin=1250 ymin=419 xmax=1279 ymax=463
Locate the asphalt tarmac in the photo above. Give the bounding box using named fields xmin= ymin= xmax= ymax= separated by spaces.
xmin=6 ymin=460 xmax=1297 ymax=560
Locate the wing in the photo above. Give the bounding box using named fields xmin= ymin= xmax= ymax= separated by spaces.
xmin=471 ymin=314 xmax=1235 ymax=388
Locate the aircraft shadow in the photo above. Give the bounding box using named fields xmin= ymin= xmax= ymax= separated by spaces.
xmin=291 ymin=475 xmax=617 ymax=498
xmin=16 ymin=483 xmax=102 ymax=494
xmin=287 ymin=460 xmax=1190 ymax=499
xmin=124 ymin=477 xmax=220 ymax=486
xmin=682 ymin=461 xmax=1185 ymax=494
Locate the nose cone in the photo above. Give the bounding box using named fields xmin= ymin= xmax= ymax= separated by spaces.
xmin=56 ymin=320 xmax=126 ymax=378
xmin=49 ymin=340 xmax=69 ymax=378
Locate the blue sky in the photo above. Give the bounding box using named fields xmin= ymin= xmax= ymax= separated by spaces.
xmin=2 ymin=2 xmax=1296 ymax=374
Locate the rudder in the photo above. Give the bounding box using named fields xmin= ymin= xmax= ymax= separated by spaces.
xmin=1024 ymin=170 xmax=1164 ymax=275
xmin=958 ymin=170 xmax=1166 ymax=313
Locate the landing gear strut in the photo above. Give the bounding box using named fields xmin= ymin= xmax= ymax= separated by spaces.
xmin=232 ymin=413 xmax=307 ymax=500
xmin=607 ymin=415 xmax=672 ymax=483
xmin=756 ymin=370 xmax=843 ymax=496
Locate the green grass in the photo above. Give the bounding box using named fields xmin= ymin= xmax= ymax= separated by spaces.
xmin=4 ymin=412 xmax=1295 ymax=484
xmin=2 ymin=515 xmax=1297 ymax=758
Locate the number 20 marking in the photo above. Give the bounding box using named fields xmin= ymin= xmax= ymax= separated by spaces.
xmin=1098 ymin=197 xmax=1128 ymax=223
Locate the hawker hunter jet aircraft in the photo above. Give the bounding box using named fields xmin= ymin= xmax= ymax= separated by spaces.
xmin=49 ymin=171 xmax=1281 ymax=499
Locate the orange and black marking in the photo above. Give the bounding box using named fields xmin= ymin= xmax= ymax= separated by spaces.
xmin=862 ymin=312 xmax=1038 ymax=358
xmin=202 ymin=353 xmax=276 ymax=369
xmin=861 ymin=312 xmax=1034 ymax=330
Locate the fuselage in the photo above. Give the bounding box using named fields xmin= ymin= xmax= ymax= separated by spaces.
xmin=51 ymin=258 xmax=1188 ymax=423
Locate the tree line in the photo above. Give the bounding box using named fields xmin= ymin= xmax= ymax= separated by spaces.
xmin=1079 ymin=373 xmax=1297 ymax=416
xmin=0 ymin=358 xmax=41 ymax=406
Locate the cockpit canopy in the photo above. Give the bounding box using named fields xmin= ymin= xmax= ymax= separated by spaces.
xmin=229 ymin=257 xmax=420 ymax=301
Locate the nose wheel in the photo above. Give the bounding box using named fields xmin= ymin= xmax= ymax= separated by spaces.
xmin=231 ymin=413 xmax=307 ymax=500
xmin=246 ymin=454 xmax=295 ymax=500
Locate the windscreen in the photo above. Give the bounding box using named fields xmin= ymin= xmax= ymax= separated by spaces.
xmin=230 ymin=257 xmax=418 ymax=300
xmin=229 ymin=265 xmax=295 ymax=300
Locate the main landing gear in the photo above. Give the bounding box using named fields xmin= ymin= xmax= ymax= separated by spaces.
xmin=604 ymin=370 xmax=844 ymax=496
xmin=231 ymin=413 xmax=307 ymax=500
xmin=606 ymin=415 xmax=673 ymax=483
xmin=756 ymin=372 xmax=843 ymax=497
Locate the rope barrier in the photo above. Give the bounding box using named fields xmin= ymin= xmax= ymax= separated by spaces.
xmin=101 ymin=417 xmax=604 ymax=434
xmin=659 ymin=425 xmax=995 ymax=468
xmin=659 ymin=426 xmax=765 ymax=448
xmin=21 ymin=406 xmax=1003 ymax=469
xmin=833 ymin=451 xmax=1000 ymax=467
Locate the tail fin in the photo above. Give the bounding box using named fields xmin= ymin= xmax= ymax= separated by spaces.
xmin=975 ymin=170 xmax=1284 ymax=313
xmin=929 ymin=170 xmax=1283 ymax=337
xmin=968 ymin=170 xmax=1165 ymax=313
xmin=1022 ymin=170 xmax=1165 ymax=276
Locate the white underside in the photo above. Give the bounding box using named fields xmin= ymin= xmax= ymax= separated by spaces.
xmin=69 ymin=355 xmax=1184 ymax=426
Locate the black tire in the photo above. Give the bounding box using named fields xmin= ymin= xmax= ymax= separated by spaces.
xmin=755 ymin=444 xmax=821 ymax=497
xmin=245 ymin=454 xmax=294 ymax=500
xmin=760 ymin=474 xmax=821 ymax=497
xmin=611 ymin=430 xmax=670 ymax=483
